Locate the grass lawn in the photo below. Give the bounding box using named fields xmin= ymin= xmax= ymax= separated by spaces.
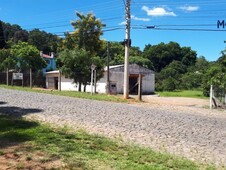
xmin=0 ymin=115 xmax=217 ymax=170
xmin=157 ymin=90 xmax=208 ymax=99
xmin=0 ymin=84 xmax=128 ymax=103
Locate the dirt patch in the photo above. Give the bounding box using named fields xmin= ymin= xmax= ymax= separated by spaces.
xmin=0 ymin=143 xmax=65 ymax=170
xmin=141 ymin=96 xmax=209 ymax=108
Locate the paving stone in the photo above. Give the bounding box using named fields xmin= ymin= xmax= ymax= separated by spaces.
xmin=0 ymin=88 xmax=226 ymax=166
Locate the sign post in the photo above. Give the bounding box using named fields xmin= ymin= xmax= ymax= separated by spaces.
xmin=91 ymin=64 xmax=96 ymax=95
xmin=12 ymin=73 xmax=23 ymax=87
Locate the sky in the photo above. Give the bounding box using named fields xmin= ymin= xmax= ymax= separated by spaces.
xmin=0 ymin=0 xmax=226 ymax=61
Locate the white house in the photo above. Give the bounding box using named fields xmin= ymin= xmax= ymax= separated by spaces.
xmin=45 ymin=64 xmax=155 ymax=94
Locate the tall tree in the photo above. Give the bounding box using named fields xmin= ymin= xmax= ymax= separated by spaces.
xmin=59 ymin=48 xmax=104 ymax=92
xmin=69 ymin=12 xmax=105 ymax=55
xmin=0 ymin=20 xmax=6 ymax=49
xmin=28 ymin=29 xmax=61 ymax=54
xmin=13 ymin=30 xmax=29 ymax=43
xmin=11 ymin=42 xmax=47 ymax=71
xmin=2 ymin=21 xmax=22 ymax=42
xmin=0 ymin=49 xmax=16 ymax=71
xmin=143 ymin=42 xmax=197 ymax=72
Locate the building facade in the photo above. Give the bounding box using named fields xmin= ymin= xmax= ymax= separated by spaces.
xmin=46 ymin=64 xmax=155 ymax=94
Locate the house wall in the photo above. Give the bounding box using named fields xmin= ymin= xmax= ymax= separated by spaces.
xmin=46 ymin=64 xmax=155 ymax=94
xmin=43 ymin=58 xmax=56 ymax=75
xmin=142 ymin=74 xmax=155 ymax=94
xmin=99 ymin=71 xmax=155 ymax=94
xmin=46 ymin=77 xmax=55 ymax=89
xmin=60 ymin=76 xmax=107 ymax=93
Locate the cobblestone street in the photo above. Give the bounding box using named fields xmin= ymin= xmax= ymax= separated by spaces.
xmin=0 ymin=88 xmax=226 ymax=167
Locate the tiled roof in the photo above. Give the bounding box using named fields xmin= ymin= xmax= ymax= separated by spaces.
xmin=42 ymin=54 xmax=52 ymax=59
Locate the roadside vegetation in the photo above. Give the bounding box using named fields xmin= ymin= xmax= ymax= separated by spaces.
xmin=0 ymin=84 xmax=209 ymax=101
xmin=0 ymin=115 xmax=217 ymax=170
xmin=157 ymin=90 xmax=208 ymax=99
xmin=0 ymin=84 xmax=128 ymax=103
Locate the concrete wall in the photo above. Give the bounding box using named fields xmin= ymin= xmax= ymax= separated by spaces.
xmin=60 ymin=76 xmax=107 ymax=93
xmin=46 ymin=77 xmax=55 ymax=89
xmin=99 ymin=71 xmax=155 ymax=94
xmin=46 ymin=64 xmax=155 ymax=94
xmin=142 ymin=73 xmax=155 ymax=94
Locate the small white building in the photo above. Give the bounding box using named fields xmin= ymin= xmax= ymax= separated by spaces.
xmin=46 ymin=64 xmax=155 ymax=94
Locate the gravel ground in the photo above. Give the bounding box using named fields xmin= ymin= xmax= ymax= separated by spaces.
xmin=0 ymin=88 xmax=226 ymax=167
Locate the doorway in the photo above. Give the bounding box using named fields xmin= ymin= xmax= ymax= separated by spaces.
xmin=129 ymin=75 xmax=138 ymax=94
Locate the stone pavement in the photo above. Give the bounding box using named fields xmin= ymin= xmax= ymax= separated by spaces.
xmin=0 ymin=88 xmax=226 ymax=167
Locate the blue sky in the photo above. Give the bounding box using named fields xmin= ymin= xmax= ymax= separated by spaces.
xmin=0 ymin=0 xmax=226 ymax=61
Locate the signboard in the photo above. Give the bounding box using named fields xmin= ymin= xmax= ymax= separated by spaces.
xmin=12 ymin=73 xmax=23 ymax=80
xmin=217 ymin=20 xmax=226 ymax=29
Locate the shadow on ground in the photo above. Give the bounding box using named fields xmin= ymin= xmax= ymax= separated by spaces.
xmin=0 ymin=101 xmax=7 ymax=105
xmin=0 ymin=115 xmax=39 ymax=149
xmin=0 ymin=106 xmax=43 ymax=117
xmin=0 ymin=102 xmax=43 ymax=149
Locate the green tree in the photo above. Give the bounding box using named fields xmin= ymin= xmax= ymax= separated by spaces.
xmin=0 ymin=49 xmax=16 ymax=71
xmin=162 ymin=77 xmax=177 ymax=91
xmin=156 ymin=61 xmax=186 ymax=91
xmin=2 ymin=21 xmax=22 ymax=42
xmin=13 ymin=30 xmax=29 ymax=43
xmin=59 ymin=48 xmax=104 ymax=92
xmin=11 ymin=42 xmax=47 ymax=71
xmin=28 ymin=29 xmax=61 ymax=54
xmin=0 ymin=20 xmax=6 ymax=49
xmin=129 ymin=56 xmax=153 ymax=69
xmin=181 ymin=72 xmax=202 ymax=90
xmin=69 ymin=12 xmax=105 ymax=55
xmin=203 ymin=52 xmax=226 ymax=96
xmin=180 ymin=56 xmax=209 ymax=90
xmin=143 ymin=42 xmax=197 ymax=72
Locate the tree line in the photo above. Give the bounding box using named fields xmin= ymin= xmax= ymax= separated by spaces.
xmin=0 ymin=12 xmax=226 ymax=95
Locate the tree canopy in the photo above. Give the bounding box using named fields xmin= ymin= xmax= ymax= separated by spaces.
xmin=59 ymin=48 xmax=104 ymax=92
xmin=143 ymin=42 xmax=197 ymax=72
xmin=28 ymin=29 xmax=61 ymax=54
xmin=11 ymin=42 xmax=47 ymax=71
xmin=0 ymin=20 xmax=6 ymax=49
xmin=66 ymin=12 xmax=105 ymax=55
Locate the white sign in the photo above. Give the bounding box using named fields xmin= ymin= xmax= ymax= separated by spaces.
xmin=13 ymin=73 xmax=23 ymax=80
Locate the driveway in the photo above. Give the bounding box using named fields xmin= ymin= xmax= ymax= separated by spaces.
xmin=0 ymin=88 xmax=226 ymax=167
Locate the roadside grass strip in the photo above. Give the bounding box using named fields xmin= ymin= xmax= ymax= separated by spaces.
xmin=157 ymin=90 xmax=208 ymax=99
xmin=0 ymin=115 xmax=218 ymax=170
xmin=0 ymin=85 xmax=128 ymax=103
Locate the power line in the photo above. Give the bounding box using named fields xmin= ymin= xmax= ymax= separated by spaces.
xmin=122 ymin=0 xmax=126 ymax=9
xmin=132 ymin=26 xmax=226 ymax=32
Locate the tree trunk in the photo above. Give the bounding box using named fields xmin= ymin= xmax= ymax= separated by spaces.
xmin=83 ymin=84 xmax=87 ymax=92
xmin=6 ymin=68 xmax=9 ymax=86
xmin=78 ymin=82 xmax=82 ymax=92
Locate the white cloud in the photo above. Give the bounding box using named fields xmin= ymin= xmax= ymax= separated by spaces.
xmin=179 ymin=6 xmax=199 ymax=12
xmin=131 ymin=15 xmax=150 ymax=22
xmin=119 ymin=21 xmax=126 ymax=25
xmin=142 ymin=6 xmax=176 ymax=17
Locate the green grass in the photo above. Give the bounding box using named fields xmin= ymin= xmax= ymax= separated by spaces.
xmin=0 ymin=115 xmax=219 ymax=170
xmin=157 ymin=90 xmax=208 ymax=99
xmin=0 ymin=84 xmax=127 ymax=103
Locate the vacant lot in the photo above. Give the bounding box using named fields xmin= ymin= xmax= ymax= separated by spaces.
xmin=0 ymin=88 xmax=226 ymax=168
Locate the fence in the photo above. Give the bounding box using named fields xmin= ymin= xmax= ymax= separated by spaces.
xmin=0 ymin=72 xmax=46 ymax=88
xmin=210 ymin=85 xmax=226 ymax=109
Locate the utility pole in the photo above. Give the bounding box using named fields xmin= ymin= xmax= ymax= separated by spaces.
xmin=30 ymin=68 xmax=32 ymax=88
xmin=123 ymin=0 xmax=131 ymax=99
xmin=107 ymin=41 xmax=110 ymax=94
